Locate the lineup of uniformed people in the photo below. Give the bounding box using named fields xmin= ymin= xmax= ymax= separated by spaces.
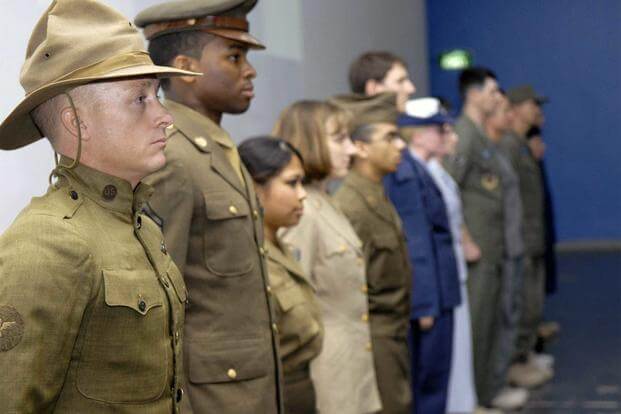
xmin=0 ymin=0 xmax=559 ymax=413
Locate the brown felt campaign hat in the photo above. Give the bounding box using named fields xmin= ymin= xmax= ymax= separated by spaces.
xmin=135 ymin=0 xmax=265 ymax=49
xmin=0 ymin=0 xmax=200 ymax=151
xmin=330 ymin=93 xmax=399 ymax=132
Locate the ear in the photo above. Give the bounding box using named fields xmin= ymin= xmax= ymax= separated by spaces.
xmin=59 ymin=105 xmax=91 ymax=142
xmin=171 ymin=54 xmax=201 ymax=84
xmin=365 ymin=79 xmax=383 ymax=96
xmin=354 ymin=140 xmax=370 ymax=160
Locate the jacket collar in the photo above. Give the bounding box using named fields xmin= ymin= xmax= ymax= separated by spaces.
xmin=265 ymin=239 xmax=307 ymax=282
xmin=343 ymin=171 xmax=395 ymax=225
xmin=163 ymin=99 xmax=235 ymax=152
xmin=55 ymin=156 xmax=152 ymax=216
xmin=305 ymin=186 xmax=362 ymax=251
xmin=164 ymin=99 xmax=248 ymax=197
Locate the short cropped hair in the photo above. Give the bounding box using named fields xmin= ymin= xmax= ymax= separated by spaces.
xmin=273 ymin=100 xmax=350 ymax=183
xmin=458 ymin=66 xmax=497 ymax=100
xmin=349 ymin=51 xmax=407 ymax=94
xmin=238 ymin=136 xmax=304 ymax=185
xmin=148 ymin=31 xmax=214 ymax=90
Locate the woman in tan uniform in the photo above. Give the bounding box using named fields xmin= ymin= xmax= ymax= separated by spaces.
xmin=274 ymin=101 xmax=382 ymax=414
xmin=238 ymin=136 xmax=324 ymax=414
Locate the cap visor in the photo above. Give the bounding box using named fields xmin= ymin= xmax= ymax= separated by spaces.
xmin=0 ymin=64 xmax=201 ymax=150
xmin=206 ymin=28 xmax=265 ymax=49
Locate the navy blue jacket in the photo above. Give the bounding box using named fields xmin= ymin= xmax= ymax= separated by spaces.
xmin=384 ymin=150 xmax=461 ymax=319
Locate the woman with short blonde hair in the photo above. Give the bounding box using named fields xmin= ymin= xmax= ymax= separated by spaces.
xmin=275 ymin=100 xmax=382 ymax=414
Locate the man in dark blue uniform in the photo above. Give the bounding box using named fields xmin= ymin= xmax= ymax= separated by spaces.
xmin=385 ymin=101 xmax=461 ymax=414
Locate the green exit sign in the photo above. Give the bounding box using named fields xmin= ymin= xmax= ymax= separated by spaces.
xmin=439 ymin=49 xmax=473 ymax=70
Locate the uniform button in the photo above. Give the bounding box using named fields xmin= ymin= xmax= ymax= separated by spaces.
xmin=272 ymin=323 xmax=279 ymax=334
xmin=135 ymin=216 xmax=142 ymax=229
xmin=361 ymin=313 xmax=369 ymax=322
xmin=366 ymin=342 xmax=373 ymax=351
xmin=361 ymin=284 xmax=368 ymax=293
xmin=102 ymin=184 xmax=117 ymax=201
xmin=194 ymin=136 xmax=208 ymax=148
xmin=259 ymin=247 xmax=266 ymax=256
xmin=69 ymin=191 xmax=78 ymax=200
xmin=176 ymin=388 xmax=184 ymax=402
xmin=160 ymin=240 xmax=168 ymax=255
xmin=252 ymin=209 xmax=259 ymax=220
xmin=229 ymin=205 xmax=238 ymax=215
xmin=138 ymin=299 xmax=147 ymax=312
xmin=227 ymin=368 xmax=237 ymax=379
xmin=266 ymin=285 xmax=272 ymax=294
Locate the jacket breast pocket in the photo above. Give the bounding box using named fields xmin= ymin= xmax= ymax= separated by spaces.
xmin=187 ymin=337 xmax=268 ymax=384
xmin=77 ymin=269 xmax=168 ymax=403
xmin=203 ymin=192 xmax=256 ymax=277
xmin=274 ymin=284 xmax=322 ymax=348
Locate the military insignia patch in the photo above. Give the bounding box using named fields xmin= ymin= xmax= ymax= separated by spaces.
xmin=481 ymin=173 xmax=499 ymax=191
xmin=0 ymin=305 xmax=24 ymax=352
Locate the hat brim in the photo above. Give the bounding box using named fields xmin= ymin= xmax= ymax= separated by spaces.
xmin=206 ymin=28 xmax=265 ymax=49
xmin=397 ymin=113 xmax=454 ymax=128
xmin=0 ymin=64 xmax=200 ymax=150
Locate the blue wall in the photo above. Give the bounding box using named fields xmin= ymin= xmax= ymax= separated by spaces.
xmin=427 ymin=1 xmax=621 ymax=242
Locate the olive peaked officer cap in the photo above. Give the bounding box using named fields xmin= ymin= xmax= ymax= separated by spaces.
xmin=0 ymin=0 xmax=200 ymax=151
xmin=330 ymin=92 xmax=399 ymax=132
xmin=135 ymin=0 xmax=265 ymax=49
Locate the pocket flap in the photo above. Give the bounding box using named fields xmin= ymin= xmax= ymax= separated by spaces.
xmin=274 ymin=285 xmax=306 ymax=312
xmin=103 ymin=269 xmax=164 ymax=315
xmin=373 ymin=232 xmax=400 ymax=250
xmin=188 ymin=338 xmax=268 ymax=384
xmin=203 ymin=192 xmax=250 ymax=220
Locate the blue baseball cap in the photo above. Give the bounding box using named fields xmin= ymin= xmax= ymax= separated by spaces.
xmin=397 ymin=97 xmax=454 ymax=127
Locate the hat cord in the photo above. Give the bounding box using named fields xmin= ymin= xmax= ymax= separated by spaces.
xmin=49 ymin=92 xmax=83 ymax=186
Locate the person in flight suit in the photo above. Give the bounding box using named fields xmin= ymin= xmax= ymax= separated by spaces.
xmin=443 ymin=68 xmax=529 ymax=412
xmin=0 ymin=0 xmax=197 ymax=412
xmin=133 ymin=1 xmax=282 ymax=413
xmin=239 ymin=136 xmax=324 ymax=414
xmin=275 ymin=100 xmax=382 ymax=414
xmin=331 ymin=93 xmax=412 ymax=414
xmin=385 ymin=100 xmax=462 ymax=414
xmin=503 ymin=85 xmax=554 ymax=386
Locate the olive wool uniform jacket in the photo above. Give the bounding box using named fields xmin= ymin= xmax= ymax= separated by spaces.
xmin=0 ymin=162 xmax=187 ymax=413
xmin=144 ymin=100 xmax=283 ymax=414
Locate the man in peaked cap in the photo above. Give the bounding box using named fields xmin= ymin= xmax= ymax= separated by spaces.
xmin=331 ymin=93 xmax=413 ymax=414
xmin=0 ymin=0 xmax=199 ymax=412
xmin=384 ymin=97 xmax=462 ymax=414
xmin=134 ymin=1 xmax=282 ymax=413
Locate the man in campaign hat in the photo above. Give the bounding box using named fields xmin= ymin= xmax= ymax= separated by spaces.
xmin=0 ymin=0 xmax=199 ymax=412
xmin=384 ymin=97 xmax=462 ymax=414
xmin=331 ymin=93 xmax=412 ymax=414
xmin=134 ymin=1 xmax=282 ymax=413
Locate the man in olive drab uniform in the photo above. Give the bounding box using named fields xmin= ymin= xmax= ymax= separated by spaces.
xmin=502 ymin=85 xmax=554 ymax=385
xmin=134 ymin=1 xmax=282 ymax=413
xmin=0 ymin=1 xmax=198 ymax=412
xmin=331 ymin=93 xmax=412 ymax=414
xmin=444 ymin=68 xmax=528 ymax=411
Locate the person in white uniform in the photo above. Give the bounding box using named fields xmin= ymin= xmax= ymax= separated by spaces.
xmin=409 ymin=98 xmax=478 ymax=413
